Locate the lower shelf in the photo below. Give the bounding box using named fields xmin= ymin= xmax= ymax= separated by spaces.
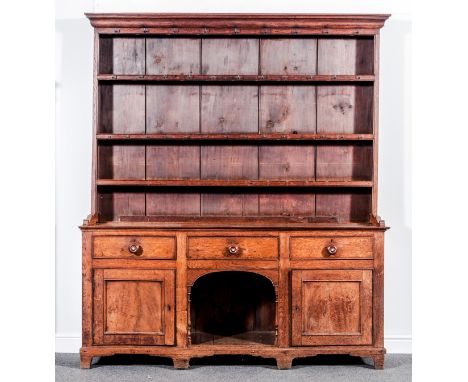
xmin=191 ymin=330 xmax=276 ymax=346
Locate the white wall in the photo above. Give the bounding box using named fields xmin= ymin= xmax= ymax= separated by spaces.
xmin=55 ymin=0 xmax=412 ymax=353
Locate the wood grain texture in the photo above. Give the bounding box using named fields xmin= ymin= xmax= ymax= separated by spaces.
xmin=259 ymin=145 xmax=315 ymax=180
xmin=84 ymin=219 xmax=386 ymax=229
xmin=99 ymin=192 xmax=145 ymax=221
xmin=96 ymin=132 xmax=374 ymax=141
xmin=146 ymin=193 xmax=201 ymax=216
xmin=92 ymin=259 xmax=176 ymax=269
xmin=372 ymin=34 xmax=381 ymax=217
xmin=187 ymin=259 xmax=278 ymax=270
xmin=92 ymin=269 xmax=104 ymax=344
xmin=98 ymin=74 xmax=374 ymax=82
xmin=290 ymin=236 xmax=373 ymax=259
xmin=112 ymin=38 xmax=145 ymax=75
xmin=81 ymin=344 xmax=386 ymax=370
xmin=291 ymin=269 xmax=372 ymax=345
xmin=98 ymin=145 xmax=145 ymax=179
xmin=146 ymin=145 xmax=200 ymax=179
xmin=290 ymin=259 xmax=374 ymax=269
xmin=318 ymin=38 xmax=374 ymax=75
xmin=373 ymin=231 xmax=385 ymax=348
xmin=146 ymin=85 xmax=200 ymax=133
xmin=99 ymin=85 xmax=145 ymax=134
xmin=315 ymin=191 xmax=371 ymax=222
xmin=303 ymin=281 xmax=360 ymax=333
xmin=93 ymin=235 xmax=176 ymax=259
xmin=105 ymin=280 xmax=163 ymax=333
xmin=98 ymin=37 xmax=113 ymax=74
xmin=81 ymin=232 xmax=93 ymax=346
xmin=260 ymin=39 xmax=317 ymax=75
xmin=97 ymin=179 xmax=372 ymax=188
xmin=201 ymin=86 xmax=258 ymax=133
xmin=187 ymin=236 xmax=279 ymax=259
xmin=317 ymin=85 xmax=373 ymax=134
xmin=201 ymin=39 xmax=259 ymax=75
xmin=259 ymin=193 xmax=315 ymax=216
xmin=91 ymin=31 xmax=99 ymax=214
xmin=146 ymin=38 xmax=200 ymax=75
xmin=176 ymin=233 xmax=188 ymax=347
xmin=86 ymin=13 xmax=390 ymax=36
xmin=201 ymin=145 xmax=258 ymax=179
xmin=201 ymin=193 xmax=258 ymax=216
xmin=316 ymin=144 xmax=373 ymax=181
xmin=93 ymin=269 xmax=175 ymax=345
xmin=260 ymin=86 xmax=316 ymax=133
xmin=277 ymin=233 xmax=290 ymax=347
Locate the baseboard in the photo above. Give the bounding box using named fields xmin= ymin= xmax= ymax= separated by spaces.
xmin=56 ymin=334 xmax=412 ymax=354
xmin=384 ymin=334 xmax=412 ymax=354
xmin=56 ymin=335 xmax=81 ymax=354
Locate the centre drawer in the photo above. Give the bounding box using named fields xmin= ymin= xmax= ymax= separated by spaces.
xmin=187 ymin=236 xmax=279 ymax=260
xmin=93 ymin=235 xmax=176 ymax=259
xmin=290 ymin=236 xmax=374 ymax=259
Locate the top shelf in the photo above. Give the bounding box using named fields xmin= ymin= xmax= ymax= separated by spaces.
xmin=97 ymin=74 xmax=374 ymax=83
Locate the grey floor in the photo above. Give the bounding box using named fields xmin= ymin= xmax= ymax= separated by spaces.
xmin=56 ymin=353 xmax=411 ymax=382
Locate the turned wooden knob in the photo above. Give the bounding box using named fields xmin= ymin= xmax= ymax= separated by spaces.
xmin=128 ymin=244 xmax=141 ymax=255
xmin=326 ymin=244 xmax=338 ymax=256
xmin=227 ymin=244 xmax=240 ymax=256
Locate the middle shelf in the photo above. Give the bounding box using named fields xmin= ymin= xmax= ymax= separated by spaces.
xmin=97 ymin=74 xmax=375 ymax=82
xmin=97 ymin=143 xmax=374 ymax=182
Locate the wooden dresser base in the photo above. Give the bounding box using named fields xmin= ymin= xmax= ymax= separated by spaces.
xmin=80 ymin=346 xmax=386 ymax=370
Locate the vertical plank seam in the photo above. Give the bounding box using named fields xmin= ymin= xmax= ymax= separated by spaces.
xmin=199 ymin=38 xmax=203 ymax=215
xmin=143 ymin=37 xmax=148 ymax=217
xmin=314 ymin=38 xmax=319 ymax=216
xmin=257 ymin=38 xmax=261 ymax=213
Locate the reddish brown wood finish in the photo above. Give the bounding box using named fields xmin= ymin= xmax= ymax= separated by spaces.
xmin=96 ymin=133 xmax=374 ymax=141
xmin=86 ymin=13 xmax=389 ymax=35
xmin=97 ymin=74 xmax=375 ymax=82
xmin=187 ymin=235 xmax=279 ymax=260
xmin=291 ymin=269 xmax=373 ymax=346
xmin=82 ymin=13 xmax=389 ymax=370
xmin=93 ymin=269 xmax=175 ymax=345
xmin=93 ymin=235 xmax=176 ymax=259
xmin=96 ymin=179 xmax=374 ymax=187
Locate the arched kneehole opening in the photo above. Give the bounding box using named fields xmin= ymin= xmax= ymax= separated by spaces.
xmin=190 ymin=271 xmax=276 ymax=345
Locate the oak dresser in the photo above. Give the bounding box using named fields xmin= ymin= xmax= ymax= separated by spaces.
xmin=80 ymin=13 xmax=390 ymax=369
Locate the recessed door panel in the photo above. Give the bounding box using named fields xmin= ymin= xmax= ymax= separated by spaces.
xmin=291 ymin=269 xmax=372 ymax=345
xmin=93 ymin=269 xmax=175 ymax=345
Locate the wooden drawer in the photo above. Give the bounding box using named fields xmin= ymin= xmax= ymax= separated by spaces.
xmin=290 ymin=236 xmax=373 ymax=259
xmin=93 ymin=236 xmax=176 ymax=259
xmin=187 ymin=236 xmax=279 ymax=260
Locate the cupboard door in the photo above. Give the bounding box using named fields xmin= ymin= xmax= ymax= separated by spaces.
xmin=93 ymin=269 xmax=175 ymax=345
xmin=291 ymin=270 xmax=372 ymax=346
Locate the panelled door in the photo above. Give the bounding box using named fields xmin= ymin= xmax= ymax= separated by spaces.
xmin=291 ymin=270 xmax=372 ymax=346
xmin=93 ymin=269 xmax=175 ymax=345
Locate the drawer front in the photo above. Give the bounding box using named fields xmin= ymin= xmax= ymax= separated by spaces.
xmin=290 ymin=236 xmax=373 ymax=259
xmin=188 ymin=236 xmax=279 ymax=260
xmin=93 ymin=236 xmax=176 ymax=259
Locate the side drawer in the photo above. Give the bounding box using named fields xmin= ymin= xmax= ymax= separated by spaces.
xmin=290 ymin=236 xmax=373 ymax=259
xmin=188 ymin=236 xmax=279 ymax=260
xmin=93 ymin=236 xmax=176 ymax=259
